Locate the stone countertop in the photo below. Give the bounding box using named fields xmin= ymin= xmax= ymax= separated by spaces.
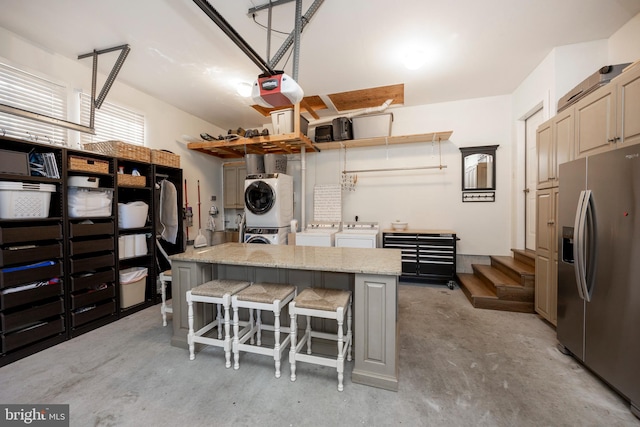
xmin=170 ymin=242 xmax=402 ymax=275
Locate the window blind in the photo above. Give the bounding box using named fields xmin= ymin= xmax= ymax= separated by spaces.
xmin=79 ymin=93 xmax=145 ymax=146
xmin=0 ymin=62 xmax=67 ymax=144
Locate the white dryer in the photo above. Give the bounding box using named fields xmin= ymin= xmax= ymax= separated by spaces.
xmin=335 ymin=222 xmax=379 ymax=248
xmin=244 ymin=227 xmax=288 ymax=245
xmin=244 ymin=173 xmax=293 ymax=228
xmin=295 ymin=222 xmax=341 ymax=247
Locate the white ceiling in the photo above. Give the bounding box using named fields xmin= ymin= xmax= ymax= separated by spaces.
xmin=2 ymin=0 xmax=640 ymax=130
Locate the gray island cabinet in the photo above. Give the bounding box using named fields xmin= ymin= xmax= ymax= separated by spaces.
xmin=169 ymin=242 xmax=401 ymax=391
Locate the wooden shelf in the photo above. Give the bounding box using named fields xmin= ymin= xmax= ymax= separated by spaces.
xmin=187 ymin=131 xmax=453 ymax=158
xmin=187 ymin=133 xmax=318 ymax=159
xmin=312 ymin=131 xmax=453 ymax=151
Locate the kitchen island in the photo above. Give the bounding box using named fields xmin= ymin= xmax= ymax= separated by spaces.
xmin=170 ymin=242 xmax=401 ymax=391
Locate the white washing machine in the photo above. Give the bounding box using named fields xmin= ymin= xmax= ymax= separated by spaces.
xmin=335 ymin=222 xmax=379 ymax=248
xmin=295 ymin=222 xmax=341 ymax=247
xmin=244 ymin=173 xmax=293 ymax=228
xmin=244 ymin=227 xmax=289 ymax=244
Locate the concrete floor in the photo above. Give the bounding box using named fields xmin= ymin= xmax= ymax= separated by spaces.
xmin=1 ymin=284 xmax=638 ymax=427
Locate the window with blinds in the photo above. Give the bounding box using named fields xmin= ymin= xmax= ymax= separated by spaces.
xmin=0 ymin=62 xmax=67 ymax=144
xmin=79 ymin=93 xmax=145 ymax=146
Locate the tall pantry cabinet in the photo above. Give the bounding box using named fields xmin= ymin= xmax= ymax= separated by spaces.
xmin=0 ymin=135 xmax=184 ymax=367
xmin=535 ymin=62 xmax=640 ymax=325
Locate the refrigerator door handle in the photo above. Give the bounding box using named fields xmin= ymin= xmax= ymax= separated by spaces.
xmin=574 ymin=190 xmax=592 ymax=302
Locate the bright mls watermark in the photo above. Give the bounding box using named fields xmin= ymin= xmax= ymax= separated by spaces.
xmin=1 ymin=405 xmax=69 ymax=426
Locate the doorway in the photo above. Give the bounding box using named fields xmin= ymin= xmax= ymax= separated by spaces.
xmin=525 ymin=108 xmax=544 ymax=251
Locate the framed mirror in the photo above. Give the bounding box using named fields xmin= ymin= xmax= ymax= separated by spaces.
xmin=459 ymin=145 xmax=498 ymax=202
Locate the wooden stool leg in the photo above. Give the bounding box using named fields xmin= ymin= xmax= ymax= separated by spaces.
xmin=216 ymin=303 xmax=223 ymax=339
xmin=161 ymin=280 xmax=168 ymax=327
xmin=289 ymin=303 xmax=297 ymax=382
xmin=305 ymin=315 xmax=312 ymax=355
xmin=249 ymin=309 xmax=255 ymax=345
xmin=187 ymin=292 xmax=195 ymax=361
xmin=256 ymin=309 xmax=262 ymax=346
xmin=223 ymin=295 xmax=232 ymax=368
xmin=233 ymin=303 xmax=240 ymax=370
xmin=273 ymin=308 xmax=281 ymax=378
xmin=347 ymin=302 xmax=353 ymax=362
xmin=337 ymin=307 xmax=345 ymax=392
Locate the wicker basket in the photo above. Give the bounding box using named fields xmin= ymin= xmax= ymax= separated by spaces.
xmin=151 ymin=149 xmax=180 ymax=168
xmin=117 ymin=174 xmax=146 ymax=187
xmin=84 ymin=141 xmax=151 ymax=163
xmin=68 ymin=156 xmax=110 ymax=174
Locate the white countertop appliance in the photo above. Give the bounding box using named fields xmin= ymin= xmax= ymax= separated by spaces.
xmin=295 ymin=221 xmax=342 ymax=247
xmin=335 ymin=222 xmax=379 ymax=248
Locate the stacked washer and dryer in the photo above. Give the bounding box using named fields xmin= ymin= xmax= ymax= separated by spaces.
xmin=243 ymin=154 xmax=293 ymax=245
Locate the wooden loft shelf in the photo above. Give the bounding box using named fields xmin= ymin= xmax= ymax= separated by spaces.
xmin=187 ymin=132 xmax=318 ymax=159
xmin=187 ymin=130 xmax=454 ymax=159
xmin=312 ymin=131 xmax=453 ymax=151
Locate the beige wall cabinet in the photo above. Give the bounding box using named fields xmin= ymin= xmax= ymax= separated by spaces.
xmin=535 ymin=188 xmax=558 ymax=325
xmin=575 ymin=64 xmax=640 ymax=159
xmin=223 ymin=163 xmax=246 ymax=209
xmin=616 ymin=64 xmax=640 ymax=148
xmin=574 ymin=84 xmax=616 ymax=158
xmin=537 ymin=108 xmax=574 ymax=190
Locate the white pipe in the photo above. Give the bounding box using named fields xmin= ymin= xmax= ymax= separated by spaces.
xmin=301 ymin=146 xmax=306 ymax=230
xmin=308 ymin=98 xmax=394 ymax=126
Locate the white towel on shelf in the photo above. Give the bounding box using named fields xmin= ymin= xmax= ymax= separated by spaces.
xmin=159 ymin=180 xmax=178 ymax=244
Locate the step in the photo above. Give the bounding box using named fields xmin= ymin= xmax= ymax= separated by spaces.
xmin=472 ymin=264 xmax=533 ymax=301
xmin=490 ymin=255 xmax=535 ymax=287
xmin=511 ymin=248 xmax=536 ymax=268
xmin=457 ymin=273 xmax=534 ymax=313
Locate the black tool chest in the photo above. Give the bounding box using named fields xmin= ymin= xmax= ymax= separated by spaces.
xmin=383 ymin=230 xmax=458 ymax=288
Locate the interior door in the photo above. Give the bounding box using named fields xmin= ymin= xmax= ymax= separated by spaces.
xmin=525 ymin=108 xmax=544 ymax=250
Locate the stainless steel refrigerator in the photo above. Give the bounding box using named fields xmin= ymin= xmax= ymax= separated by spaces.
xmin=558 ymin=143 xmax=639 ymax=418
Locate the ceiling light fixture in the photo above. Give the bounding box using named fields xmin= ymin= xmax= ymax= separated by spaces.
xmin=236 ymin=82 xmax=253 ymax=97
xmin=402 ymin=50 xmax=427 ymax=70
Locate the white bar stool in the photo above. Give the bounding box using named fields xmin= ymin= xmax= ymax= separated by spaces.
xmin=159 ymin=269 xmax=172 ymax=327
xmin=232 ymin=282 xmax=297 ymax=378
xmin=289 ymin=288 xmax=352 ymax=391
xmin=186 ymin=279 xmax=251 ymax=367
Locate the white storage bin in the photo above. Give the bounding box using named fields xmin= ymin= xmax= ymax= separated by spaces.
xmin=119 ymin=266 xmax=148 ymax=309
xmin=352 ymin=113 xmax=393 ymax=139
xmin=0 ymin=181 xmax=56 ymax=219
xmin=118 ymin=235 xmax=136 ymax=259
xmin=118 ymin=201 xmax=149 ymax=229
xmin=68 ymin=176 xmax=99 ymax=188
xmin=134 ymin=234 xmax=148 ymax=256
xmin=68 ymin=187 xmax=113 ymax=218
